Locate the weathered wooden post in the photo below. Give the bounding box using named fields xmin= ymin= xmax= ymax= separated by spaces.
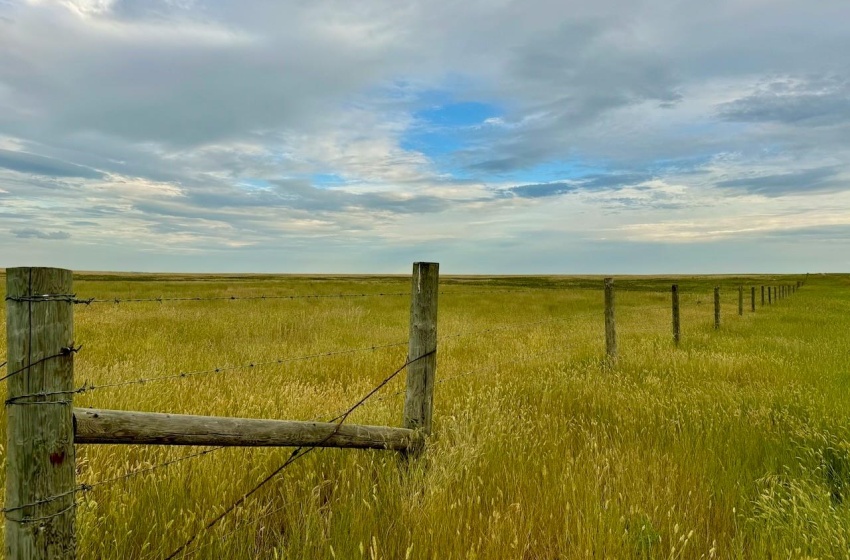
xmin=738 ymin=285 xmax=743 ymax=316
xmin=402 ymin=262 xmax=439 ymax=442
xmin=751 ymin=286 xmax=756 ymax=312
xmin=713 ymin=286 xmax=720 ymax=329
xmin=761 ymin=285 xmax=765 ymax=306
xmin=5 ymin=267 xmax=77 ymax=559
xmin=768 ymin=286 xmax=773 ymax=304
xmin=671 ymin=284 xmax=680 ymax=345
xmin=604 ymin=277 xmax=617 ymax=359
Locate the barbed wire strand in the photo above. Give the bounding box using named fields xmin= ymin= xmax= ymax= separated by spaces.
xmin=0 ymin=345 xmax=81 ymax=384
xmin=35 ymin=316 xmax=581 ymax=399
xmin=81 ymin=340 xmax=409 ymax=393
xmin=3 ymin=501 xmax=79 ymax=525
xmin=163 ymin=349 xmax=432 ymax=560
xmin=0 ymin=349 xmax=425 ymax=526
xmin=80 ymin=292 xmax=408 ymax=305
xmin=179 ymin=344 xmax=568 ymax=557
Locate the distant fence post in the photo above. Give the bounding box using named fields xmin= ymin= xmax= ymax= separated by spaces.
xmin=761 ymin=285 xmax=765 ymax=306
xmin=768 ymin=286 xmax=772 ymax=304
xmin=402 ymin=262 xmax=439 ymax=442
xmin=671 ymin=284 xmax=680 ymax=345
xmin=714 ymin=286 xmax=720 ymax=329
xmin=604 ymin=277 xmax=617 ymax=359
xmin=5 ymin=267 xmax=77 ymax=559
xmin=751 ymin=286 xmax=756 ymax=312
xmin=738 ymin=285 xmax=743 ymax=316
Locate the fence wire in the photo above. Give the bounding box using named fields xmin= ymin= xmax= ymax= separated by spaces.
xmin=79 ymin=292 xmax=408 ymax=305
xmin=163 ymin=349 xmax=432 ymax=560
xmin=0 ymin=345 xmax=81 ymax=384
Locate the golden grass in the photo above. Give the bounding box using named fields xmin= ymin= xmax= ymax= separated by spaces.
xmin=2 ymin=272 xmax=849 ymax=559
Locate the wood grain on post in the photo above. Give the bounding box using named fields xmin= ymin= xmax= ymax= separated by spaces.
xmin=671 ymin=284 xmax=680 ymax=345
xmin=74 ymin=409 xmax=423 ymax=452
xmin=5 ymin=268 xmax=77 ymax=560
xmin=713 ymin=286 xmax=720 ymax=329
xmin=738 ymin=285 xmax=743 ymax=316
xmin=604 ymin=277 xmax=617 ymax=359
xmin=402 ymin=262 xmax=439 ymax=438
xmin=751 ymin=286 xmax=756 ymax=312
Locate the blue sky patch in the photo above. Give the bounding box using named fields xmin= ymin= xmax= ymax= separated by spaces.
xmin=401 ymin=101 xmax=503 ymax=159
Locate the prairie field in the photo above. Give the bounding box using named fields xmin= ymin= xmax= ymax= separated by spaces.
xmin=1 ymin=271 xmax=850 ymax=559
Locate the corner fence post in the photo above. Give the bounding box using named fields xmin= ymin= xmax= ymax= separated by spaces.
xmin=713 ymin=286 xmax=720 ymax=329
xmin=604 ymin=277 xmax=617 ymax=359
xmin=751 ymin=286 xmax=756 ymax=312
xmin=671 ymin=284 xmax=680 ymax=345
xmin=402 ymin=262 xmax=439 ymax=442
xmin=738 ymin=285 xmax=743 ymax=316
xmin=5 ymin=267 xmax=77 ymax=560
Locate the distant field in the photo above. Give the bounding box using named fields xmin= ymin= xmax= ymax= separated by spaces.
xmin=2 ymin=271 xmax=849 ymax=559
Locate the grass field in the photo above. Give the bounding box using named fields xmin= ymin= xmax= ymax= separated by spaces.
xmin=2 ymin=271 xmax=849 ymax=559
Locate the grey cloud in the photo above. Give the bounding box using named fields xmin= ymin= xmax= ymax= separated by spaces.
xmin=507 ymin=173 xmax=653 ymax=198
xmin=716 ymin=167 xmax=846 ymax=196
xmin=508 ymin=182 xmax=579 ymax=198
xmin=0 ymin=149 xmax=104 ymax=179
xmin=718 ymin=77 xmax=850 ymax=127
xmin=12 ymin=228 xmax=71 ymax=240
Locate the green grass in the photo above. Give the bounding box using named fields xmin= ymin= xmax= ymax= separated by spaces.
xmin=1 ymin=271 xmax=848 ymax=559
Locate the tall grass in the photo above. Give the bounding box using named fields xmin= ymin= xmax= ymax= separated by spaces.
xmin=1 ymin=272 xmax=849 ymax=559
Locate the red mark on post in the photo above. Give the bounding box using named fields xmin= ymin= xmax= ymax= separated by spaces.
xmin=49 ymin=451 xmax=65 ymax=466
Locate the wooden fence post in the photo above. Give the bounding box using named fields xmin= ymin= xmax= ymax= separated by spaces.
xmin=714 ymin=286 xmax=720 ymax=329
xmin=5 ymin=267 xmax=77 ymax=559
xmin=761 ymin=285 xmax=765 ymax=306
xmin=751 ymin=286 xmax=756 ymax=312
xmin=671 ymin=284 xmax=680 ymax=345
xmin=604 ymin=277 xmax=617 ymax=359
xmin=738 ymin=285 xmax=743 ymax=316
xmin=402 ymin=262 xmax=439 ymax=440
xmin=768 ymin=286 xmax=772 ymax=304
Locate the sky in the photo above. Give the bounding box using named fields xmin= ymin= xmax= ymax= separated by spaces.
xmin=1 ymin=0 xmax=849 ymax=274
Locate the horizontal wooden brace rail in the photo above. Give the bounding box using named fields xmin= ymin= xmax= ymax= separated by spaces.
xmin=74 ymin=408 xmax=423 ymax=452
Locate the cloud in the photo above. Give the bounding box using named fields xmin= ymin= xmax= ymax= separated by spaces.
xmin=11 ymin=228 xmax=71 ymax=240
xmin=0 ymin=148 xmax=104 ymax=178
xmin=1 ymin=0 xmax=850 ymax=272
xmin=715 ymin=166 xmax=846 ymax=196
xmin=717 ymin=77 xmax=850 ymax=127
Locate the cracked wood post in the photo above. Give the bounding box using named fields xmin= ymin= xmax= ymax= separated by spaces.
xmin=402 ymin=262 xmax=439 ymax=449
xmin=604 ymin=277 xmax=617 ymax=359
xmin=5 ymin=267 xmax=76 ymax=560
xmin=738 ymin=285 xmax=743 ymax=316
xmin=751 ymin=286 xmax=756 ymax=312
xmin=671 ymin=284 xmax=680 ymax=345
xmin=714 ymin=286 xmax=720 ymax=329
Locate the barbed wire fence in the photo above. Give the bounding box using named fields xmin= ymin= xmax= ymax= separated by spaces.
xmin=0 ymin=269 xmax=807 ymax=559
